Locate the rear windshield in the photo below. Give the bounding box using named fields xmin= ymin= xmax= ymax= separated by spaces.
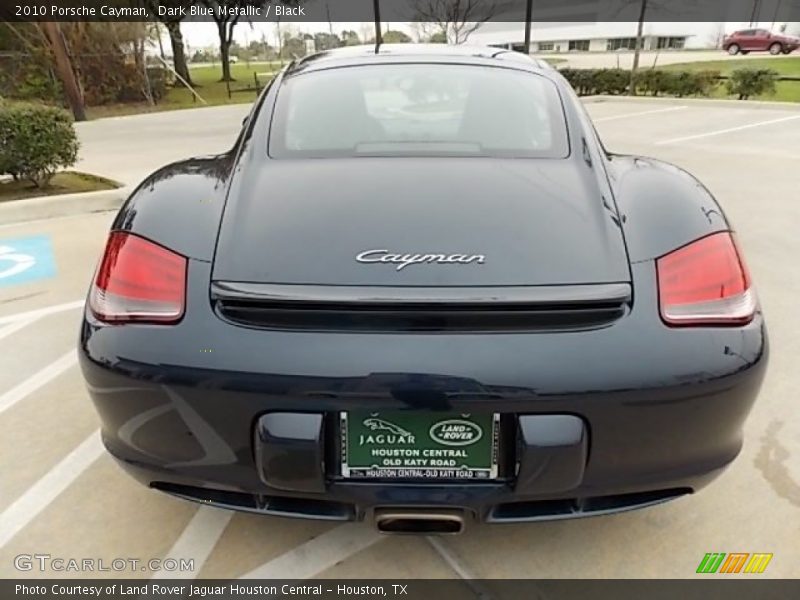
xmin=268 ymin=64 xmax=569 ymax=158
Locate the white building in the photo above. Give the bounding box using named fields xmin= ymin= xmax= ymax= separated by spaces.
xmin=468 ymin=21 xmax=789 ymax=53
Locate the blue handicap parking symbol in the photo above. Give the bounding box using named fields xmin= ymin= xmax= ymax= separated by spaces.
xmin=0 ymin=235 xmax=57 ymax=287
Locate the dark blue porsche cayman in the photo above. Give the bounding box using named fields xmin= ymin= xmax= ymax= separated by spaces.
xmin=79 ymin=45 xmax=767 ymax=534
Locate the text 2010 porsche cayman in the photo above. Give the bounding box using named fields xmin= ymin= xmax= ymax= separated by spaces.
xmin=79 ymin=45 xmax=767 ymax=534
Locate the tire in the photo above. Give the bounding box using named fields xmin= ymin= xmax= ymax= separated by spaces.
xmin=727 ymin=44 xmax=740 ymax=55
xmin=769 ymin=43 xmax=783 ymax=55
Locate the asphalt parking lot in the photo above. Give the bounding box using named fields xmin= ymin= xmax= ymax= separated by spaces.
xmin=1 ymin=97 xmax=798 ymax=581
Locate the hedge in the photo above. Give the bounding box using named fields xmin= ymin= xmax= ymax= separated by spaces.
xmin=560 ymin=68 xmax=630 ymax=96
xmin=0 ymin=102 xmax=79 ymax=188
xmin=560 ymin=67 xmax=779 ymax=100
xmin=726 ymin=69 xmax=778 ymax=100
xmin=635 ymin=69 xmax=721 ymax=97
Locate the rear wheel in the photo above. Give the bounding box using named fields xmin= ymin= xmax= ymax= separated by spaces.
xmin=769 ymin=42 xmax=783 ymax=55
xmin=727 ymin=44 xmax=740 ymax=55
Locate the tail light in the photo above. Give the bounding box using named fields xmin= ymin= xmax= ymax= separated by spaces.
xmin=89 ymin=232 xmax=187 ymax=324
xmin=656 ymin=232 xmax=756 ymax=326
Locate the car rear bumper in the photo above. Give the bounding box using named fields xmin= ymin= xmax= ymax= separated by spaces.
xmin=79 ymin=260 xmax=768 ymax=524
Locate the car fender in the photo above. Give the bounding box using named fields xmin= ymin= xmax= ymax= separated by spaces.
xmin=605 ymin=155 xmax=730 ymax=262
xmin=110 ymin=71 xmax=282 ymax=262
xmin=110 ymin=154 xmax=235 ymax=261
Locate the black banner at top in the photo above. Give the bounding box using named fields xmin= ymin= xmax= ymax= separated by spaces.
xmin=2 ymin=0 xmax=800 ymax=23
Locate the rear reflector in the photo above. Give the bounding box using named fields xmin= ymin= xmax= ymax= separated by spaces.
xmin=89 ymin=232 xmax=187 ymax=324
xmin=657 ymin=232 xmax=756 ymax=326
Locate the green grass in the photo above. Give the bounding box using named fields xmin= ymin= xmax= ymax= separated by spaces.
xmin=87 ymin=61 xmax=282 ymax=119
xmin=0 ymin=171 xmax=120 ymax=202
xmin=665 ymin=57 xmax=800 ymax=76
xmin=664 ymin=57 xmax=800 ymax=102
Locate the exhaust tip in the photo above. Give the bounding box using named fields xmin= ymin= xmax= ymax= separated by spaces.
xmin=374 ymin=508 xmax=466 ymax=535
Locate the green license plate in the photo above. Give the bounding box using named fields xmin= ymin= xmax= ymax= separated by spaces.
xmin=340 ymin=411 xmax=500 ymax=480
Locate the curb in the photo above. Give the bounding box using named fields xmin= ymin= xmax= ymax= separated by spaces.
xmin=0 ymin=187 xmax=129 ymax=226
xmin=581 ymin=95 xmax=800 ymax=111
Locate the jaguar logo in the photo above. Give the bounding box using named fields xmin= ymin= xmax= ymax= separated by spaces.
xmin=360 ymin=417 xmax=415 ymax=446
xmin=355 ymin=249 xmax=485 ymax=271
xmin=363 ymin=417 xmax=412 ymax=437
xmin=429 ymin=419 xmax=483 ymax=447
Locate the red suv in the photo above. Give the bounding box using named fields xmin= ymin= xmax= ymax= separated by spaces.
xmin=723 ymin=29 xmax=800 ymax=55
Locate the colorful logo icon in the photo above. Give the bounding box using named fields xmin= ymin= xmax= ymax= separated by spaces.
xmin=696 ymin=553 xmax=772 ymax=574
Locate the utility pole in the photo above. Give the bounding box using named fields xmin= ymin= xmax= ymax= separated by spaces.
xmin=373 ymin=0 xmax=382 ymax=49
xmin=40 ymin=22 xmax=86 ymax=121
xmin=749 ymin=0 xmax=763 ymax=25
xmin=628 ymin=0 xmax=648 ymax=96
xmin=523 ymin=0 xmax=533 ymax=54
xmin=770 ymin=0 xmax=782 ymax=29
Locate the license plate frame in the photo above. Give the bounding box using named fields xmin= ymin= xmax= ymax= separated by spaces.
xmin=340 ymin=410 xmax=500 ymax=480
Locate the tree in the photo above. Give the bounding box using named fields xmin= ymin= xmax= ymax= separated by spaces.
xmin=340 ymin=30 xmax=361 ymax=46
xmin=38 ymin=22 xmax=86 ymax=121
xmin=199 ymin=0 xmax=256 ymax=82
xmin=282 ymin=32 xmax=307 ymax=59
xmin=314 ymin=32 xmax=341 ymax=51
xmin=383 ymin=30 xmax=413 ymax=43
xmin=145 ymin=1 xmax=193 ymax=85
xmin=412 ymin=0 xmax=498 ymax=44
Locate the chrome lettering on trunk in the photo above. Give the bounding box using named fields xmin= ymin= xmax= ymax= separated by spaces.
xmin=355 ymin=249 xmax=486 ymax=271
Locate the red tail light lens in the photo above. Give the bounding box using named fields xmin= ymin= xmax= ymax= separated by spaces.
xmin=89 ymin=232 xmax=187 ymax=324
xmin=657 ymin=232 xmax=756 ymax=326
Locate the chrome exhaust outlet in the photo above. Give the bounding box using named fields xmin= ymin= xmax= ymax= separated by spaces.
xmin=374 ymin=508 xmax=466 ymax=535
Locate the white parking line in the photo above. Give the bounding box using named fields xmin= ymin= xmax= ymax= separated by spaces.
xmin=657 ymin=114 xmax=800 ymax=145
xmin=426 ymin=537 xmax=494 ymax=599
xmin=239 ymin=524 xmax=381 ymax=579
xmin=594 ymin=105 xmax=687 ymax=122
xmin=0 ymin=318 xmax=37 ymax=342
xmin=0 ymin=350 xmax=77 ymax=416
xmin=0 ymin=299 xmax=84 ymax=325
xmin=0 ymin=429 xmax=104 ymax=548
xmin=151 ymin=505 xmax=234 ymax=580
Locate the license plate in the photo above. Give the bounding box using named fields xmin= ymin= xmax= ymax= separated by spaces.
xmin=340 ymin=411 xmax=500 ymax=480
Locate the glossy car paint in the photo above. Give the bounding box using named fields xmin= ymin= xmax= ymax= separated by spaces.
xmin=79 ymin=45 xmax=768 ymax=524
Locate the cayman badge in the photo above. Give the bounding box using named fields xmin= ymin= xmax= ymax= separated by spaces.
xmin=355 ymin=249 xmax=486 ymax=271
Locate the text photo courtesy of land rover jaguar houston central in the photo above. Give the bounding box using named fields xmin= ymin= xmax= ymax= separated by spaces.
xmin=79 ymin=45 xmax=767 ymax=535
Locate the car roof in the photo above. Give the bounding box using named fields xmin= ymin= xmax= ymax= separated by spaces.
xmin=287 ymin=44 xmax=554 ymax=75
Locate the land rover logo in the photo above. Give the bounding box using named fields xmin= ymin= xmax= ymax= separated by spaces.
xmin=429 ymin=419 xmax=483 ymax=447
xmin=355 ymin=249 xmax=486 ymax=271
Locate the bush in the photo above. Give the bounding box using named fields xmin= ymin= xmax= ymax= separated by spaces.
xmin=690 ymin=70 xmax=722 ymax=97
xmin=564 ymin=67 xmax=723 ymax=98
xmin=726 ymin=68 xmax=778 ymax=100
xmin=145 ymin=66 xmax=168 ymax=102
xmin=561 ymin=68 xmax=630 ymax=95
xmin=559 ymin=68 xmax=596 ymax=95
xmin=634 ymin=69 xmax=675 ymax=96
xmin=0 ymin=102 xmax=80 ymax=188
xmin=593 ymin=69 xmax=630 ymax=95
